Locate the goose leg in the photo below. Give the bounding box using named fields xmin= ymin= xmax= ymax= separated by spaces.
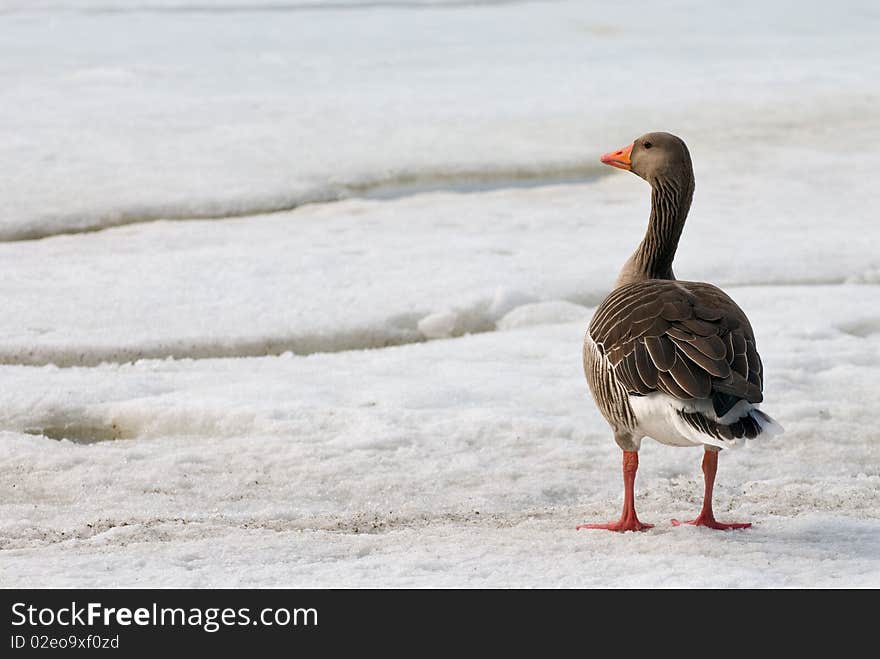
xmin=578 ymin=450 xmax=653 ymax=532
xmin=672 ymin=448 xmax=751 ymax=530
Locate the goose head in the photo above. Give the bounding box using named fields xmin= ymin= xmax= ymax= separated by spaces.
xmin=600 ymin=131 xmax=692 ymax=184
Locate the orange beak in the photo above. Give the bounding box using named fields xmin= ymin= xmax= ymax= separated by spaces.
xmin=600 ymin=143 xmax=633 ymax=171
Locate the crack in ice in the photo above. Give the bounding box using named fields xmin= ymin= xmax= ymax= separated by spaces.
xmin=2 ymin=163 xmax=606 ymax=242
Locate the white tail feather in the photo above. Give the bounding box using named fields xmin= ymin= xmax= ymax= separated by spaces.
xmin=751 ymin=409 xmax=784 ymax=438
xmin=630 ymin=392 xmax=784 ymax=448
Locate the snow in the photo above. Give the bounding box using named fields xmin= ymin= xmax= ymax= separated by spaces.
xmin=497 ymin=301 xmax=590 ymax=331
xmin=1 ymin=0 xmax=879 ymax=587
xmin=0 ymin=172 xmax=877 ymax=367
xmin=2 ymin=0 xmax=879 ymax=240
xmin=417 ymin=310 xmax=460 ymax=340
xmin=1 ymin=286 xmax=878 ymax=587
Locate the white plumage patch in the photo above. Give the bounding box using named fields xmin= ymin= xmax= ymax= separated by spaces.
xmin=629 ymin=393 xmax=783 ymax=449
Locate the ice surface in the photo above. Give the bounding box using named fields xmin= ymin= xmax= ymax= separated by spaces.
xmin=2 ymin=0 xmax=879 ymax=239
xmin=1 ymin=0 xmax=878 ymax=587
xmin=497 ymin=300 xmax=590 ymax=331
xmin=1 ymin=286 xmax=879 ymax=587
xmin=0 ymin=174 xmax=877 ymax=367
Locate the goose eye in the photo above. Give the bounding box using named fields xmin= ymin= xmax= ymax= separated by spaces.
xmin=643 ymin=142 xmax=653 ymax=149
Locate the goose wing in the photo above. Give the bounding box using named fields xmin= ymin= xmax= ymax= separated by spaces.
xmin=589 ymin=280 xmax=763 ymax=415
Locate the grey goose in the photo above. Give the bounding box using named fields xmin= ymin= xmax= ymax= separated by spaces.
xmin=579 ymin=132 xmax=782 ymax=532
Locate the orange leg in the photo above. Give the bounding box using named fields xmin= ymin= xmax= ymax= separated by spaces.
xmin=578 ymin=451 xmax=653 ymax=532
xmin=672 ymin=449 xmax=751 ymax=530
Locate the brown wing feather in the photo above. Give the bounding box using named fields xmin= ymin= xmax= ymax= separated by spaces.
xmin=658 ymin=368 xmax=691 ymax=399
xmin=671 ymin=337 xmax=731 ymax=378
xmin=666 ymin=326 xmax=695 ymax=342
xmin=644 ymin=336 xmax=676 ymax=370
xmin=667 ymin=355 xmax=712 ymax=398
xmin=661 ymin=301 xmax=691 ymax=321
xmin=722 ymin=332 xmax=735 ymax=362
xmin=589 ymin=280 xmax=763 ymax=405
xmin=693 ymin=303 xmax=724 ymax=321
xmin=688 ymin=334 xmax=727 ymax=360
xmin=634 ymin=345 xmax=660 ymax=388
xmin=622 ymin=352 xmax=653 ymax=395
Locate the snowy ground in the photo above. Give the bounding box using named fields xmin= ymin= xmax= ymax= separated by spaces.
xmin=2 ymin=287 xmax=879 ymax=587
xmin=1 ymin=0 xmax=879 ymax=587
xmin=3 ymin=0 xmax=879 ymax=239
